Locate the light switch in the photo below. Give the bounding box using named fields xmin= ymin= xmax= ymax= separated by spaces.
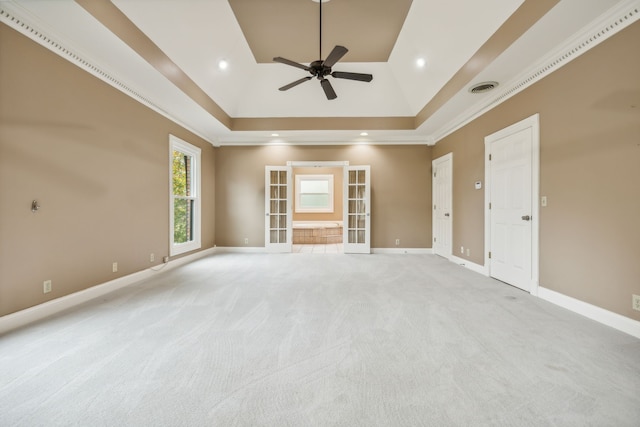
xmin=541 ymin=196 xmax=547 ymax=207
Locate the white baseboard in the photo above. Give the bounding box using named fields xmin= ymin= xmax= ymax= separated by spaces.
xmin=0 ymin=247 xmax=216 ymax=335
xmin=217 ymin=247 xmax=433 ymax=255
xmin=215 ymin=246 xmax=267 ymax=253
xmin=538 ymin=287 xmax=640 ymax=340
xmin=371 ymin=248 xmax=433 ymax=254
xmin=450 ymin=255 xmax=488 ymax=276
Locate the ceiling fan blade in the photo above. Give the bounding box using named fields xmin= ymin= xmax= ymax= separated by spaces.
xmin=273 ymin=57 xmax=312 ymax=72
xmin=279 ymin=76 xmax=312 ymax=91
xmin=331 ymin=71 xmax=373 ymax=82
xmin=320 ymin=78 xmax=337 ymax=100
xmin=323 ymin=45 xmax=348 ymax=68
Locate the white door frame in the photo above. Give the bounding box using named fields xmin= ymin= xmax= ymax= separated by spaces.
xmin=432 ymin=153 xmax=453 ymax=259
xmin=484 ymin=113 xmax=540 ymax=295
xmin=282 ymin=161 xmax=351 ymax=253
xmin=343 ymin=165 xmax=372 ymax=254
xmin=265 ymin=166 xmax=293 ymax=253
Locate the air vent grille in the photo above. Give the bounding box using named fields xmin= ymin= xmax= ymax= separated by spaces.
xmin=469 ymin=81 xmax=499 ymax=94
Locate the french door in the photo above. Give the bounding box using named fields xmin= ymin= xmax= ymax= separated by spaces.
xmin=265 ymin=166 xmax=292 ymax=253
xmin=343 ymin=165 xmax=371 ymax=254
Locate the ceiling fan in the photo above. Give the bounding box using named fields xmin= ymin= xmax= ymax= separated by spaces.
xmin=273 ymin=0 xmax=373 ymax=100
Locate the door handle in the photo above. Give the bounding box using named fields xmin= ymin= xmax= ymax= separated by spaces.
xmin=266 ymin=213 xmax=270 ymax=216
xmin=521 ymin=215 xmax=531 ymax=221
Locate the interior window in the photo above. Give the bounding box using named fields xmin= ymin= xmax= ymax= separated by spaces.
xmin=295 ymin=174 xmax=333 ymax=213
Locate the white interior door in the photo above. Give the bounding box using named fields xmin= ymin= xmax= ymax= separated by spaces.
xmin=486 ymin=114 xmax=539 ymax=292
xmin=344 ymin=165 xmax=371 ymax=254
xmin=432 ymin=153 xmax=452 ymax=258
xmin=265 ymin=166 xmax=292 ymax=253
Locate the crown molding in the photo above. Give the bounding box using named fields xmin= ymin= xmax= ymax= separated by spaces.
xmin=432 ymin=0 xmax=640 ymax=143
xmin=0 ymin=3 xmax=217 ymax=145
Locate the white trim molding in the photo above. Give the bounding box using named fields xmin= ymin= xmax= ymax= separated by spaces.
xmin=538 ymin=287 xmax=640 ymax=340
xmin=0 ymin=5 xmax=217 ymax=145
xmin=371 ymin=248 xmax=433 ymax=255
xmin=450 ymin=255 xmax=488 ymax=276
xmin=0 ymin=248 xmax=216 ymax=335
xmin=433 ymin=0 xmax=640 ymax=143
xmin=215 ymin=246 xmax=268 ymax=254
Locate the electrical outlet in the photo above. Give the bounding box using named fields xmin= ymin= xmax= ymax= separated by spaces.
xmin=466 ymin=248 xmax=470 ymax=256
xmin=150 ymin=253 xmax=155 ymax=262
xmin=112 ymin=262 xmax=118 ymax=273
xmin=163 ymin=256 xmax=169 ymax=263
xmin=541 ymin=196 xmax=548 ymax=207
xmin=395 ymin=239 xmax=400 ymax=246
xmin=460 ymin=246 xmax=464 ymax=254
xmin=244 ymin=238 xmax=249 ymax=245
xmin=633 ymin=294 xmax=640 ymax=312
xmin=43 ymin=280 xmax=52 ymax=294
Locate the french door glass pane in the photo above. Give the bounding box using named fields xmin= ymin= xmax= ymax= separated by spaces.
xmin=270 ymin=185 xmax=280 ymax=199
xmin=348 ymin=185 xmax=356 ymax=198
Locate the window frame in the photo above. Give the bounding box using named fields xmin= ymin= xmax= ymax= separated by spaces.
xmin=169 ymin=135 xmax=201 ymax=256
xmin=295 ymin=174 xmax=334 ymax=213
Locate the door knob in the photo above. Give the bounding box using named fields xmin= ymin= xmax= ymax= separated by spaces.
xmin=444 ymin=213 xmax=450 ymax=217
xmin=521 ymin=215 xmax=531 ymax=221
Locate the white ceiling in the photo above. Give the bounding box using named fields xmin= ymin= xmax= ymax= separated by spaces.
xmin=1 ymin=0 xmax=636 ymax=146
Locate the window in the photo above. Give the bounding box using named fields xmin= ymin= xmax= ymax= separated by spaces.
xmin=170 ymin=135 xmax=201 ymax=256
xmin=295 ymin=174 xmax=334 ymax=213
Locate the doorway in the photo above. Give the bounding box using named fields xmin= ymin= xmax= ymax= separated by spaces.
xmin=484 ymin=114 xmax=539 ymax=294
xmin=264 ymin=161 xmax=371 ymax=254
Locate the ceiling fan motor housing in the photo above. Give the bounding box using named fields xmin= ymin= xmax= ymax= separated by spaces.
xmin=310 ymin=60 xmax=331 ymax=78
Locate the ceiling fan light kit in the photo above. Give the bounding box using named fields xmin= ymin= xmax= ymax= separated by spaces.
xmin=273 ymin=0 xmax=373 ymax=100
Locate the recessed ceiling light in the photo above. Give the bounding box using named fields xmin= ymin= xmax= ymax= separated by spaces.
xmin=416 ymin=57 xmax=427 ymax=68
xmin=360 ymin=132 xmax=368 ymax=136
xmin=218 ymin=59 xmax=229 ymax=70
xmin=271 ymin=133 xmax=279 ymax=137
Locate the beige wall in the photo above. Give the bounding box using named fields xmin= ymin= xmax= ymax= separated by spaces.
xmin=2 ymin=15 xmax=638 ymax=326
xmin=292 ymin=167 xmax=343 ymax=222
xmin=0 ymin=24 xmax=215 ymax=316
xmin=432 ymin=21 xmax=640 ymax=320
xmin=215 ymin=145 xmax=432 ymax=248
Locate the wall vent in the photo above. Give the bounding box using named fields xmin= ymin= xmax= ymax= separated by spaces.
xmin=469 ymin=81 xmax=499 ymax=94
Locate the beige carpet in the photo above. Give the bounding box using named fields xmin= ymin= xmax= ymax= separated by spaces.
xmin=1 ymin=253 xmax=639 ymax=426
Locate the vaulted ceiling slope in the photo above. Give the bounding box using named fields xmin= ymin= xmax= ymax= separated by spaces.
xmin=1 ymin=0 xmax=637 ymax=145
